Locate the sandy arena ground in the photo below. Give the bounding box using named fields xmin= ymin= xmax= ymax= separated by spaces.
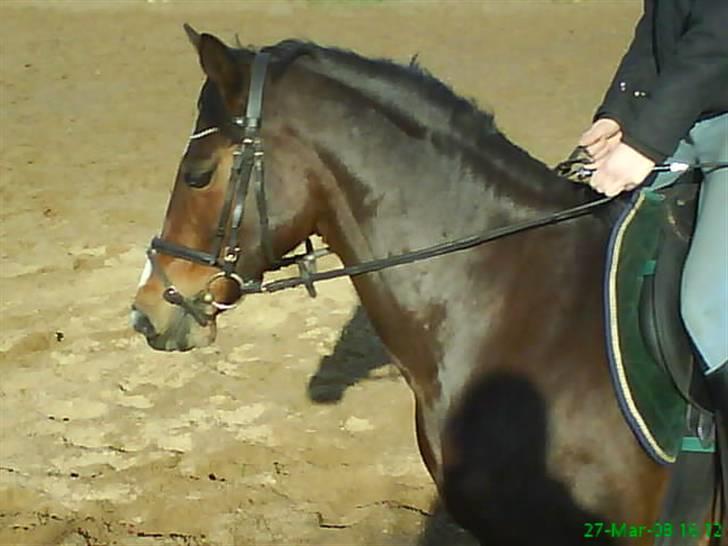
xmin=1 ymin=1 xmax=641 ymax=544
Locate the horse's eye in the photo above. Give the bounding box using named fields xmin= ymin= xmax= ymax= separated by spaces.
xmin=184 ymin=167 xmax=215 ymax=188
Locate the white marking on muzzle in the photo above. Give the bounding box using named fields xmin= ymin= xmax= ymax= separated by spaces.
xmin=137 ymin=258 xmax=153 ymax=288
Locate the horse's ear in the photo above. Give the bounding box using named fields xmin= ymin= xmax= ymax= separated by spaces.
xmin=196 ymin=32 xmax=240 ymax=93
xmin=183 ymin=23 xmax=201 ymax=51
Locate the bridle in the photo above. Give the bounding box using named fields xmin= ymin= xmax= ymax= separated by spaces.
xmin=145 ymin=49 xmax=725 ymax=327
xmin=146 ymin=52 xmax=276 ymax=326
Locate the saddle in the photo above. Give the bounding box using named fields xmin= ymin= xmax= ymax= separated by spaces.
xmin=637 ymin=177 xmax=712 ymax=414
xmin=602 ymin=172 xmax=725 ymax=542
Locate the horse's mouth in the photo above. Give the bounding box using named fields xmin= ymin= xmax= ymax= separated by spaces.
xmin=146 ymin=333 xmax=196 ymax=352
xmin=131 ymin=306 xmax=216 ymax=352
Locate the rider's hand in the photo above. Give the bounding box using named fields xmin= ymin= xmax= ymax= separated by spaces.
xmin=588 ymin=142 xmax=655 ymax=197
xmin=579 ymin=118 xmax=622 ymax=163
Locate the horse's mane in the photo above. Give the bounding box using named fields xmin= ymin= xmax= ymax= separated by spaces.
xmin=261 ymin=39 xmax=500 ymax=151
xmin=229 ymin=39 xmax=593 ymax=210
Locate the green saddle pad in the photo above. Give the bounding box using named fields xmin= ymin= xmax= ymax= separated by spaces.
xmin=605 ymin=189 xmax=687 ymax=464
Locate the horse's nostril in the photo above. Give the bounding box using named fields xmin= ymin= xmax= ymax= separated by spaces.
xmin=130 ymin=307 xmax=157 ymax=338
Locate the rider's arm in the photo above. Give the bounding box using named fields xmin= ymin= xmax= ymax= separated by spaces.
xmin=594 ymin=1 xmax=657 ymax=131
xmin=599 ymin=0 xmax=728 ymax=163
xmin=619 ymin=0 xmax=728 ymax=162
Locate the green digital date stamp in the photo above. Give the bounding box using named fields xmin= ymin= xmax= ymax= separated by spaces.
xmin=584 ymin=521 xmax=723 ymax=539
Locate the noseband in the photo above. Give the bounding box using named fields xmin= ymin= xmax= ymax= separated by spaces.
xmin=146 ymin=52 xmax=276 ymax=326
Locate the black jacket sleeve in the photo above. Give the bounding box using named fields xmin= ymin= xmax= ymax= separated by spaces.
xmin=596 ymin=0 xmax=728 ymax=163
xmin=595 ymin=1 xmax=658 ymax=129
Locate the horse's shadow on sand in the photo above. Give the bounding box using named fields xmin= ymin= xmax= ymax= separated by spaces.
xmin=416 ymin=503 xmax=479 ymax=546
xmin=306 ymin=305 xmax=392 ymax=404
xmin=306 ymin=305 xmax=478 ymax=546
xmin=307 ymin=306 xmax=616 ymax=546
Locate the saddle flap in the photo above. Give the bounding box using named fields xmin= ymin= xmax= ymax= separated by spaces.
xmin=604 ymin=176 xmax=707 ymax=464
xmin=639 ymin=180 xmax=713 ymax=411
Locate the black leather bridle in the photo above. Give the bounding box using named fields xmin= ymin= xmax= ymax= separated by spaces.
xmin=145 ymin=50 xmax=613 ymax=325
xmin=146 ymin=48 xmax=723 ymax=327
xmin=146 ymin=52 xmax=277 ymax=326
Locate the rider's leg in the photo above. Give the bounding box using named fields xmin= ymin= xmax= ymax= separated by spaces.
xmin=680 ymin=113 xmax=728 ymax=518
xmin=681 ymin=114 xmax=728 ymax=375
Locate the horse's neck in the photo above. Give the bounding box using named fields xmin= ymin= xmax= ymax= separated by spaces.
xmin=277 ymin=67 xmax=602 ymax=401
xmin=289 ymin=76 xmax=586 ymax=281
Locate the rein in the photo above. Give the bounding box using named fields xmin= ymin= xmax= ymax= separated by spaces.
xmin=253 ymin=195 xmax=614 ymax=295
xmin=148 ymin=50 xmax=724 ymax=319
xmin=554 ymin=145 xmax=728 ymax=183
xmin=247 ymin=154 xmax=722 ymax=295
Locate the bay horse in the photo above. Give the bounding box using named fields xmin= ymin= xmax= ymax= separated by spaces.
xmin=131 ymin=27 xmax=670 ymax=545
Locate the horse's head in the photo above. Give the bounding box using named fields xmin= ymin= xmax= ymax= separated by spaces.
xmin=131 ymin=26 xmax=319 ymax=351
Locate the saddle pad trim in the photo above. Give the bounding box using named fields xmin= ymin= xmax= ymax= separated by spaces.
xmin=606 ymin=191 xmax=676 ymax=465
xmin=682 ymin=436 xmax=716 ymax=454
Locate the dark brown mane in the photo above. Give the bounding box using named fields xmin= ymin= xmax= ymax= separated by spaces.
xmin=263 ymin=39 xmax=500 ymax=146
xmin=219 ymin=39 xmax=594 ymax=211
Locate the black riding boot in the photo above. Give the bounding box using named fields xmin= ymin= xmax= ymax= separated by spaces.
xmin=706 ymin=363 xmax=728 ymax=525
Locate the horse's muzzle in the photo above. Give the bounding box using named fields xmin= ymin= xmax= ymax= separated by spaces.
xmin=130 ymin=305 xmax=210 ymax=352
xmin=130 ymin=306 xmax=157 ymax=338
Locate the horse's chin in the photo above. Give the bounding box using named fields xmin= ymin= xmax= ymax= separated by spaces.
xmin=145 ymin=313 xmax=217 ymax=352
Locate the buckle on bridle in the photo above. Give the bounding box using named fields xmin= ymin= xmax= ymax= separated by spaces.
xmin=162 ymin=286 xmax=185 ymax=306
xmin=161 ymin=285 xmax=212 ymax=327
xmin=223 ymin=246 xmax=240 ymax=264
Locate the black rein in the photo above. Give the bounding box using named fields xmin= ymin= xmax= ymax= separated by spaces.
xmin=249 ymin=194 xmax=615 ymax=295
